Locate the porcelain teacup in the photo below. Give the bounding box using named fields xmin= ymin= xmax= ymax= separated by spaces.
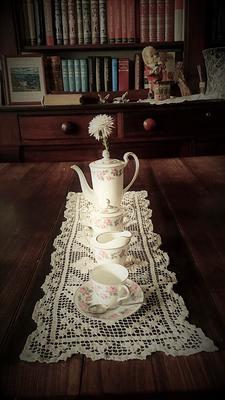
xmin=90 ymin=263 xmax=130 ymax=308
xmin=90 ymin=230 xmax=132 ymax=265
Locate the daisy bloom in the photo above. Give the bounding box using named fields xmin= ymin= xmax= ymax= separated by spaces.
xmin=88 ymin=114 xmax=114 ymax=152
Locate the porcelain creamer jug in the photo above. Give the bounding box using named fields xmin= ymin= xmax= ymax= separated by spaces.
xmin=90 ymin=230 xmax=132 ymax=264
xmin=71 ymin=150 xmax=139 ymax=207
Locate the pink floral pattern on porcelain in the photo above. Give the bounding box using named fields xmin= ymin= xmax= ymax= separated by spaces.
xmin=92 ymin=215 xmax=123 ymax=229
xmin=94 ymin=248 xmax=127 ymax=263
xmin=94 ymin=282 xmax=119 ymax=301
xmin=93 ymin=168 xmax=123 ymax=181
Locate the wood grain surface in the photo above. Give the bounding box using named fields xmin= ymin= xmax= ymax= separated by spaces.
xmin=0 ymin=157 xmax=225 ymax=398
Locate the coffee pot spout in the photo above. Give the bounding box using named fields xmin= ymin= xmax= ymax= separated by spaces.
xmin=71 ymin=164 xmax=97 ymax=206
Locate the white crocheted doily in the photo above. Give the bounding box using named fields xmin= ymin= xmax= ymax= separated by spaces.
xmin=20 ymin=191 xmax=217 ymax=363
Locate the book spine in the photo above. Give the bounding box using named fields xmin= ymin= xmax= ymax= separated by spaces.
xmin=135 ymin=0 xmax=140 ymax=42
xmin=51 ymin=55 xmax=63 ymax=91
xmin=76 ymin=0 xmax=84 ymax=44
xmin=95 ymin=56 xmax=104 ymax=92
xmin=74 ymin=59 xmax=82 ymax=92
xmin=90 ymin=0 xmax=100 ymax=44
xmin=61 ymin=59 xmax=70 ymax=91
xmin=43 ymin=0 xmax=54 ymax=45
xmin=112 ymin=58 xmax=118 ymax=91
xmin=61 ymin=0 xmax=69 ymax=45
xmin=157 ymin=0 xmax=165 ymax=42
xmin=54 ymin=0 xmax=63 ymax=45
xmin=82 ymin=0 xmax=92 ymax=44
xmin=114 ymin=0 xmax=122 ymax=43
xmin=33 ymin=0 xmax=41 ymax=45
xmin=107 ymin=0 xmax=114 ymax=43
xmin=43 ymin=93 xmax=81 ymax=105
xmin=88 ymin=57 xmax=96 ymax=92
xmin=68 ymin=59 xmax=76 ymax=91
xmin=127 ymin=0 xmax=135 ymax=43
xmin=34 ymin=0 xmax=45 ymax=45
xmin=174 ymin=0 xmax=184 ymax=41
xmin=26 ymin=0 xmax=37 ymax=46
xmin=43 ymin=56 xmax=52 ymax=93
xmin=22 ymin=0 xmax=31 ymax=46
xmin=165 ymin=0 xmax=174 ymax=41
xmin=121 ymin=0 xmax=127 ymax=43
xmin=134 ymin=53 xmax=143 ymax=90
xmin=80 ymin=59 xmax=88 ymax=92
xmin=99 ymin=0 xmax=107 ymax=44
xmin=149 ymin=0 xmax=157 ymax=42
xmin=104 ymin=56 xmax=111 ymax=91
xmin=140 ymin=0 xmax=149 ymax=43
xmin=118 ymin=58 xmax=129 ymax=91
xmin=68 ymin=0 xmax=77 ymax=45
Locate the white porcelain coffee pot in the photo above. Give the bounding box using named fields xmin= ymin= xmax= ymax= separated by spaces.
xmin=71 ymin=150 xmax=139 ymax=208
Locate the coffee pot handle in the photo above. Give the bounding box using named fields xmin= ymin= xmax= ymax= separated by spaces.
xmin=123 ymin=152 xmax=140 ymax=194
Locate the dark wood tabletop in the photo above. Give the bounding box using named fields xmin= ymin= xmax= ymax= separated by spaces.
xmin=0 ymin=156 xmax=225 ymax=399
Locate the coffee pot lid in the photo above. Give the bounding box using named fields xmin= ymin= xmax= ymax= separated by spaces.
xmin=89 ymin=150 xmax=124 ymax=168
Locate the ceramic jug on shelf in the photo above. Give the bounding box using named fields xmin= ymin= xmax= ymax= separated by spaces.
xmin=71 ymin=150 xmax=139 ymax=208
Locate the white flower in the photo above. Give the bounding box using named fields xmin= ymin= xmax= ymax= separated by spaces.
xmin=88 ymin=114 xmax=114 ymax=141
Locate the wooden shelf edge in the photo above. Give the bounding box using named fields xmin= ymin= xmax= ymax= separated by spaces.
xmin=21 ymin=42 xmax=184 ymax=53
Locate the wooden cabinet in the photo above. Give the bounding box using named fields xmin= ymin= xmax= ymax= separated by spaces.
xmin=0 ymin=113 xmax=20 ymax=161
xmin=1 ymin=100 xmax=225 ymax=162
xmin=19 ymin=113 xmax=118 ymax=142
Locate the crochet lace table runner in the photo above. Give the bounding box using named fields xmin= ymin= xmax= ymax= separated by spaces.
xmin=20 ymin=190 xmax=217 ymax=363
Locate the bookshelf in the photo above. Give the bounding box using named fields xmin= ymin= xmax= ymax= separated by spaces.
xmin=11 ymin=0 xmax=187 ymax=96
xmin=0 ymin=0 xmax=225 ymax=162
xmin=0 ymin=0 xmax=224 ymax=96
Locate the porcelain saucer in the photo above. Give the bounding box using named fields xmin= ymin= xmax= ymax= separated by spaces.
xmin=74 ymin=279 xmax=144 ymax=322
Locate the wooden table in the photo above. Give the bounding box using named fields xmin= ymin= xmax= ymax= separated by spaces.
xmin=0 ymin=156 xmax=225 ymax=398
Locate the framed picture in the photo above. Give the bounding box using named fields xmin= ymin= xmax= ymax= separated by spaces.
xmin=2 ymin=55 xmax=46 ymax=105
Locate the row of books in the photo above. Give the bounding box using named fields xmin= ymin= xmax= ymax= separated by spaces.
xmin=46 ymin=55 xmax=131 ymax=92
xmin=140 ymin=0 xmax=185 ymax=42
xmin=45 ymin=52 xmax=176 ymax=93
xmin=20 ymin=0 xmax=185 ymax=47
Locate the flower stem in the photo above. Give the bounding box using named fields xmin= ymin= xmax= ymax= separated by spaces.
xmin=100 ymin=131 xmax=109 ymax=151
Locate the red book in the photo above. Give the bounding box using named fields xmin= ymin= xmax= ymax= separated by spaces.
xmin=165 ymin=0 xmax=175 ymax=41
xmin=107 ymin=0 xmax=115 ymax=43
xmin=127 ymin=0 xmax=135 ymax=43
xmin=135 ymin=0 xmax=140 ymax=42
xmin=119 ymin=58 xmax=129 ymax=91
xmin=157 ymin=0 xmax=165 ymax=42
xmin=140 ymin=0 xmax=149 ymax=43
xmin=121 ymin=0 xmax=127 ymax=43
xmin=149 ymin=0 xmax=157 ymax=42
xmin=43 ymin=0 xmax=54 ymax=46
xmin=114 ymin=0 xmax=122 ymax=43
xmin=50 ymin=55 xmax=63 ymax=92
